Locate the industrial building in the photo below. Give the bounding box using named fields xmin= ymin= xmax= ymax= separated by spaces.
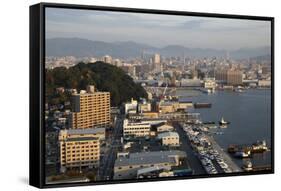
xmin=113 ymin=150 xmax=186 ymax=179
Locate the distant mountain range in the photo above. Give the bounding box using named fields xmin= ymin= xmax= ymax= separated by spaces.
xmin=46 ymin=37 xmax=271 ymax=59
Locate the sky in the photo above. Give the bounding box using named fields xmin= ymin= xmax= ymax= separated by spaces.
xmin=46 ymin=7 xmax=271 ymax=50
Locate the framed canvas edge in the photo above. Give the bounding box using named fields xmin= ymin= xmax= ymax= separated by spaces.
xmin=29 ymin=2 xmax=275 ymax=189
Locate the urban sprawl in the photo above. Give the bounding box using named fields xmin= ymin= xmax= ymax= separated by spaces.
xmin=45 ymin=53 xmax=271 ymax=184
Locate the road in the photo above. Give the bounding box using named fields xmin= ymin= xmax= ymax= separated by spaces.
xmin=173 ymin=122 xmax=206 ymax=175
xmin=99 ymin=115 xmax=123 ymax=180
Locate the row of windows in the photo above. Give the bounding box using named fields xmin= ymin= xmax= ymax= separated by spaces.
xmin=65 ymin=144 xmax=98 ymax=147
xmin=74 ymin=121 xmax=109 ymax=124
xmin=163 ymin=137 xmax=179 ymax=140
xmin=124 ymin=127 xmax=150 ymax=130
xmin=65 ymin=154 xmax=99 ymax=158
xmin=64 ymin=143 xmax=98 ymax=147
xmin=62 ymin=160 xmax=99 ymax=165
xmin=79 ymin=103 xmax=109 ymax=106
xmin=65 ymin=149 xmax=99 ymax=153
xmin=117 ymin=163 xmax=170 ymax=170
xmin=124 ymin=131 xmax=150 ymax=134
xmin=74 ymin=117 xmax=110 ymax=120
xmin=74 ymin=116 xmax=110 ymax=119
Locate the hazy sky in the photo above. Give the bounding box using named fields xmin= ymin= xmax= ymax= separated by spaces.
xmin=46 ymin=8 xmax=271 ymax=50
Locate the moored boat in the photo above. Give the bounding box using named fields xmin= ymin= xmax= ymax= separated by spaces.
xmin=219 ymin=117 xmax=230 ymax=125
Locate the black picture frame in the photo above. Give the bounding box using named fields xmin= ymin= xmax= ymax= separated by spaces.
xmin=30 ymin=2 xmax=274 ymax=188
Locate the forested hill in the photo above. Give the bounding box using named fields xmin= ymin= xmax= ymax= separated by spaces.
xmin=46 ymin=61 xmax=147 ymax=106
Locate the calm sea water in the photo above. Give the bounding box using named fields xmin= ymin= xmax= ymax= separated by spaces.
xmin=177 ymin=89 xmax=272 ymax=167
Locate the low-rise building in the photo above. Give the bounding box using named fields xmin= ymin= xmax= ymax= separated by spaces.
xmin=114 ymin=150 xmax=186 ymax=179
xmin=157 ymin=101 xmax=192 ymax=113
xmin=258 ymin=80 xmax=271 ymax=87
xmin=123 ymin=119 xmax=151 ymax=139
xmin=124 ymin=98 xmax=138 ymax=114
xmin=137 ymin=166 xmax=172 ymax=179
xmin=203 ymin=78 xmax=216 ymax=89
xmin=142 ymin=112 xmax=159 ymax=119
xmin=138 ymin=102 xmax=151 ymax=113
xmin=59 ymin=136 xmax=100 ymax=173
xmin=157 ymin=124 xmax=174 ymax=132
xmin=58 ymin=128 xmax=105 ymax=172
xmin=181 ymin=79 xmax=201 ymax=87
xmin=157 ymin=132 xmax=180 ymax=146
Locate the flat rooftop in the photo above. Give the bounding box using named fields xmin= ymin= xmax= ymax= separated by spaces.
xmin=63 ymin=128 xmax=105 ymax=135
xmin=115 ymin=155 xmax=176 ymax=167
xmin=65 ymin=137 xmax=99 ymax=142
xmin=129 ymin=150 xmax=186 ymax=158
xmin=114 ymin=150 xmax=186 ymax=167
xmin=157 ymin=131 xmax=179 ymax=139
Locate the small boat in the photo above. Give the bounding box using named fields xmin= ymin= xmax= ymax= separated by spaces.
xmin=215 ymin=131 xmax=224 ymax=135
xmin=219 ymin=117 xmax=230 ymax=125
xmin=234 ymin=150 xmax=251 ymax=158
xmin=203 ymin=121 xmax=216 ymax=125
xmin=242 ymin=160 xmax=253 ymax=171
xmin=194 ymin=103 xmax=212 ymax=108
xmin=219 ymin=124 xmax=228 ymax=128
xmin=251 ymin=140 xmax=268 ymax=153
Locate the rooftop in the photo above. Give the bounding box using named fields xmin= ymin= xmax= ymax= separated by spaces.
xmin=65 ymin=137 xmax=99 ymax=142
xmin=137 ymin=166 xmax=171 ymax=175
xmin=62 ymin=128 xmax=105 ymax=135
xmin=129 ymin=150 xmax=186 ymax=158
xmin=115 ymin=155 xmax=176 ymax=167
xmin=115 ymin=150 xmax=186 ymax=167
xmin=157 ymin=131 xmax=179 ymax=139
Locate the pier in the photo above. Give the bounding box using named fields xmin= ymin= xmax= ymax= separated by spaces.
xmin=207 ymin=136 xmax=241 ymax=172
xmin=175 ymin=122 xmax=242 ymax=174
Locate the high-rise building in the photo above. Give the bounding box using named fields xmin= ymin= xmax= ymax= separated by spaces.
xmin=227 ymin=70 xmax=243 ymax=85
xmin=69 ymin=85 xmax=110 ymax=129
xmin=215 ymin=69 xmax=242 ymax=85
xmin=215 ymin=69 xmax=228 ymax=82
xmin=153 ymin=53 xmax=161 ymax=72
xmin=153 ymin=53 xmax=161 ymax=64
xmin=59 ymin=128 xmax=101 ymax=172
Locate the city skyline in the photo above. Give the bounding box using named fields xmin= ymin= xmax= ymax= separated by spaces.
xmin=46 ymin=8 xmax=271 ymax=50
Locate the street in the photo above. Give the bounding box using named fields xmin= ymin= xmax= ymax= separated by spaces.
xmin=99 ymin=115 xmax=123 ymax=180
xmin=173 ymin=122 xmax=206 ymax=175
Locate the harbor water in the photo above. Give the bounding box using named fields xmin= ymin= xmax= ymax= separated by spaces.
xmin=177 ymin=89 xmax=272 ymax=168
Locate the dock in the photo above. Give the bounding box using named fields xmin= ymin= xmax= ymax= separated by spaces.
xmin=207 ymin=136 xmax=242 ymax=172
